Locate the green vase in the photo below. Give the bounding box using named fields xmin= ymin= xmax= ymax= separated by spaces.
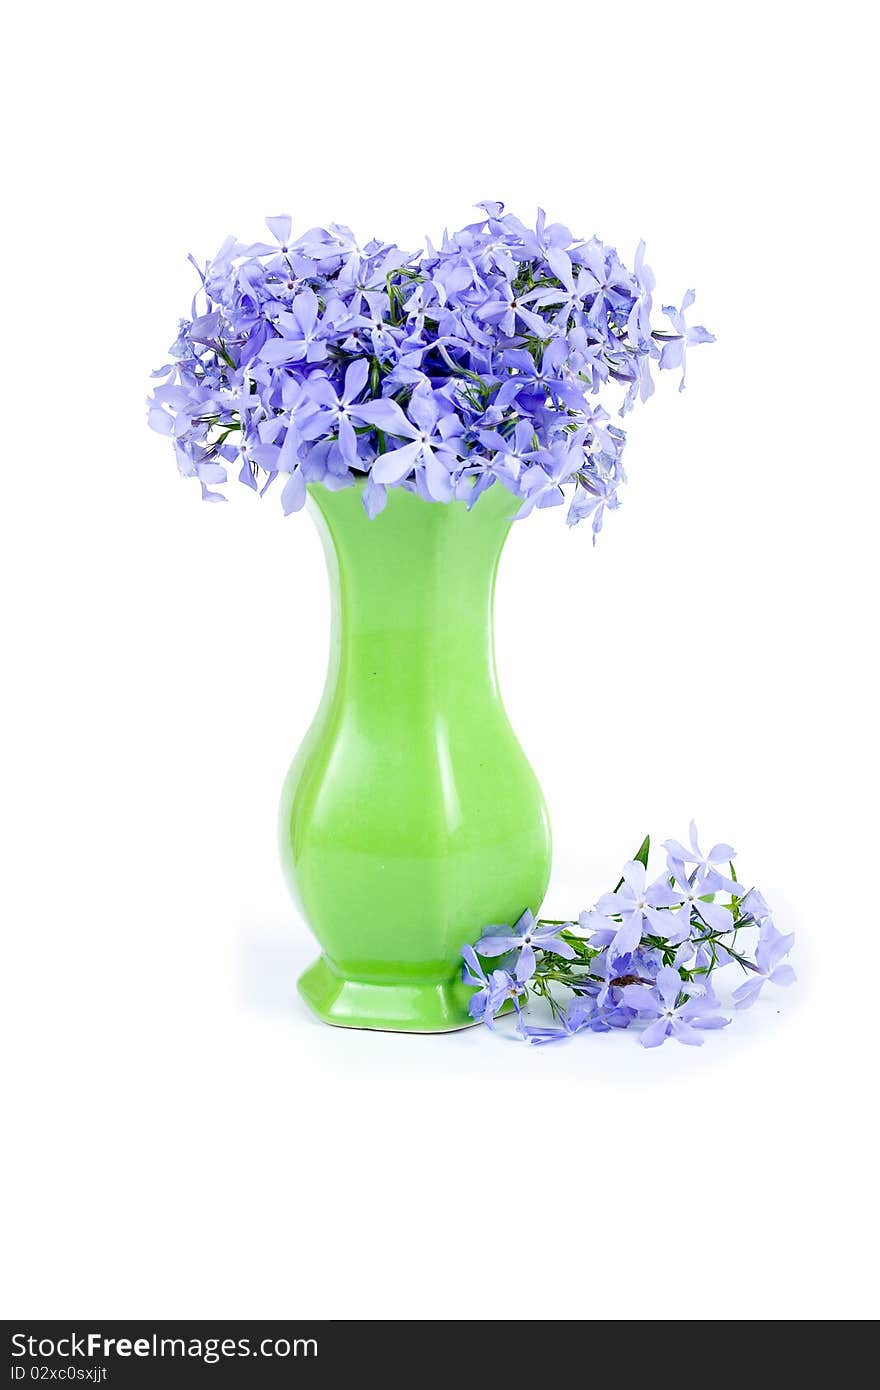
xmin=280 ymin=478 xmax=551 ymax=1031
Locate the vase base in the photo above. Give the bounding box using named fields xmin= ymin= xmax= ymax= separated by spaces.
xmin=297 ymin=956 xmax=484 ymax=1032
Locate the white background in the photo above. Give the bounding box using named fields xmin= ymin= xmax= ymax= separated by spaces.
xmin=2 ymin=0 xmax=877 ymax=1322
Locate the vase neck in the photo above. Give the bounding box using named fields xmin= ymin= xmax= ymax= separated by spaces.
xmin=308 ymin=481 xmax=517 ymax=696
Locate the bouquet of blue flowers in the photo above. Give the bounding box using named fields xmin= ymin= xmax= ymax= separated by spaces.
xmin=148 ymin=202 xmax=713 ymax=534
xmin=464 ymin=824 xmax=796 ymax=1048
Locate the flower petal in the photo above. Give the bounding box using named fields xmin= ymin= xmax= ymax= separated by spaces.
xmin=371 ymin=441 xmax=421 ymax=484
xmin=621 ymin=860 xmax=647 ymax=893
xmin=342 ymin=358 xmax=369 ymax=403
xmin=352 ymin=398 xmax=415 ymax=437
xmin=732 ymin=976 xmax=765 ymax=1009
xmin=640 ymin=1018 xmax=671 ymax=1048
xmin=655 ymin=965 xmax=682 ymax=1012
xmin=669 ymin=1019 xmax=704 ymax=1046
xmin=611 ymin=913 xmax=643 ymax=958
xmin=266 ymin=214 xmax=292 ymax=245
xmin=280 ymin=468 xmax=306 ymax=515
xmin=769 ymin=963 xmax=797 ymax=988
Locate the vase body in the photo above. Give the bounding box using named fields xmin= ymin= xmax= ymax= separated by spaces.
xmin=280 ymin=479 xmax=551 ymax=1030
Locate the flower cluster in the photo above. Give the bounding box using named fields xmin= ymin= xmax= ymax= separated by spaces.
xmin=462 ymin=823 xmax=795 ymax=1048
xmin=148 ymin=203 xmax=713 ymax=533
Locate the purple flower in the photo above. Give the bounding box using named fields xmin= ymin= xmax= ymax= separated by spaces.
xmin=567 ymin=970 xmax=637 ymax=1034
xmin=663 ymin=821 xmax=739 ymax=890
xmin=521 ymin=1003 xmax=594 ymax=1045
xmin=732 ymin=922 xmax=797 ymax=1009
xmin=566 ymin=472 xmax=620 ymax=541
xmin=149 ymin=205 xmax=712 ymax=525
xmin=461 ymin=945 xmax=528 ymax=1029
xmin=739 ymin=886 xmax=772 ymax=923
xmin=475 ymin=276 xmax=548 ymax=337
xmin=301 ymin=359 xmax=370 ymax=467
xmin=623 ymin=966 xmax=730 ymax=1048
xmin=528 ymin=247 xmax=596 ymax=326
xmin=513 ymin=440 xmax=581 ymax=519
xmin=258 ymin=288 xmax=334 ymax=365
xmin=362 ymin=386 xmax=463 ymax=501
xmin=476 ymin=908 xmax=575 ymax=980
xmin=657 ymin=290 xmax=715 ymax=390
xmin=495 ymin=340 xmax=584 ymax=413
xmin=666 ymin=867 xmax=737 ymax=941
xmin=460 ymin=823 xmax=792 ymax=1051
xmin=476 ymin=420 xmax=541 ymax=488
xmin=520 ymin=1020 xmax=576 ymax=1045
xmin=576 ymin=240 xmax=634 ymax=326
xmin=595 ymin=860 xmax=683 ymax=958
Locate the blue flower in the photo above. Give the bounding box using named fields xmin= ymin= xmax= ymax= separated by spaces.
xmin=459 ymin=825 xmax=792 ymax=1050
xmin=657 ymin=290 xmax=716 ymax=390
xmin=662 ymin=820 xmax=737 ymax=882
xmin=476 ymin=908 xmax=576 ymax=979
xmin=301 ymin=359 xmax=371 ymax=468
xmin=360 ymin=385 xmax=464 ymax=501
xmin=149 ymin=204 xmax=712 ymax=523
xmin=594 ymin=860 xmax=683 ymax=959
xmin=732 ymin=922 xmax=796 ymax=1009
xmin=474 ymin=276 xmax=548 ymax=337
xmin=476 ymin=420 xmax=541 ymax=488
xmin=257 ymin=288 xmax=334 ymax=365
xmin=566 ymin=472 xmax=620 ymax=541
xmin=622 ymin=966 xmax=730 ymax=1048
xmin=461 ymin=945 xmax=529 ymax=1028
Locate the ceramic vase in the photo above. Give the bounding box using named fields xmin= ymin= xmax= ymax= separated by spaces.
xmin=280 ymin=479 xmax=551 ymax=1030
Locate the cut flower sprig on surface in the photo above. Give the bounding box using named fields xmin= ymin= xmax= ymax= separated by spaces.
xmin=148 ymin=202 xmax=712 ymax=535
xmin=463 ymin=823 xmax=795 ymax=1047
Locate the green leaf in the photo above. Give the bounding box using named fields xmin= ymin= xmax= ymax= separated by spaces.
xmin=729 ymin=860 xmax=741 ymax=921
xmin=634 ymin=835 xmax=651 ymax=869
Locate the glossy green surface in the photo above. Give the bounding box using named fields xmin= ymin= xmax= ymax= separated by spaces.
xmin=280 ymin=479 xmax=551 ymax=1031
